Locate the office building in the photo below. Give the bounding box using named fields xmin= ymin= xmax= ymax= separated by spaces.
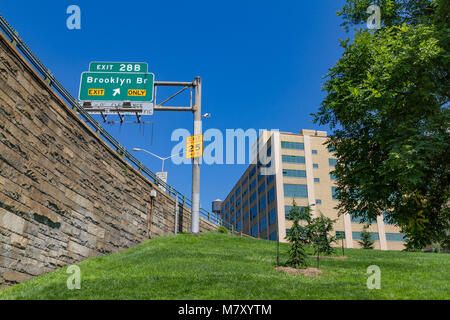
xmin=220 ymin=129 xmax=406 ymax=250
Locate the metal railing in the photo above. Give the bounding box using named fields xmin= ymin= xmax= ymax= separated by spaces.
xmin=0 ymin=13 xmax=233 ymax=230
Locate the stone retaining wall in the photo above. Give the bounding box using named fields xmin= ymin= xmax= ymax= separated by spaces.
xmin=0 ymin=32 xmax=216 ymax=288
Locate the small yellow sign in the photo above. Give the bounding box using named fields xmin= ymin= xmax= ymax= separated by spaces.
xmin=88 ymin=89 xmax=105 ymax=96
xmin=186 ymin=134 xmax=203 ymax=159
xmin=128 ymin=89 xmax=147 ymax=97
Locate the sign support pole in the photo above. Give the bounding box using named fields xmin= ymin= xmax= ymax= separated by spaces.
xmin=191 ymin=76 xmax=202 ymax=234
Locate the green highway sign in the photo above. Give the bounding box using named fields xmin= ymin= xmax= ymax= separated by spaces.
xmin=89 ymin=62 xmax=148 ymax=73
xmin=79 ymin=72 xmax=154 ymax=102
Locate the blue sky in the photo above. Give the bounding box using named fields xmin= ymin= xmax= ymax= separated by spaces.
xmin=1 ymin=0 xmax=350 ymax=212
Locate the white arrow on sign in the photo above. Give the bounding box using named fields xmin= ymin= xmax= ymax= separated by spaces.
xmin=113 ymin=88 xmax=120 ymax=96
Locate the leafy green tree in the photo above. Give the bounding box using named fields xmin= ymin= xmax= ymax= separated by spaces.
xmin=337 ymin=0 xmax=445 ymax=31
xmin=285 ymin=201 xmax=308 ymax=268
xmin=307 ymin=214 xmax=337 ymax=269
xmin=313 ymin=0 xmax=450 ymax=249
xmin=358 ymin=225 xmax=375 ymax=249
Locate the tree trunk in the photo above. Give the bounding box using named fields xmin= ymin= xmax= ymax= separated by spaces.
xmin=316 ymin=248 xmax=320 ymax=269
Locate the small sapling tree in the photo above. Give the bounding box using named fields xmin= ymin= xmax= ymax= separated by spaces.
xmin=307 ymin=213 xmax=337 ymax=268
xmin=359 ymin=225 xmax=375 ymax=249
xmin=285 ymin=201 xmax=308 ymax=269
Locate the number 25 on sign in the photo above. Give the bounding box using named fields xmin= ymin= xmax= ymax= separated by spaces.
xmin=186 ymin=134 xmax=203 ymax=159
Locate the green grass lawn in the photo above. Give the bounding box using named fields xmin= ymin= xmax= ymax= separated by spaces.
xmin=0 ymin=232 xmax=449 ymax=299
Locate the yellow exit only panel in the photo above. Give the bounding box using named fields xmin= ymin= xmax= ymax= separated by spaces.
xmin=128 ymin=89 xmax=147 ymax=97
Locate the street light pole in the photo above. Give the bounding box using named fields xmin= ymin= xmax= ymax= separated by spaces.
xmin=191 ymin=76 xmax=202 ymax=234
xmin=132 ymin=148 xmax=182 ymax=185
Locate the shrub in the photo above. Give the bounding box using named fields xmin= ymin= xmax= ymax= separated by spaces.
xmin=432 ymin=243 xmax=441 ymax=253
xmin=359 ymin=225 xmax=375 ymax=249
xmin=217 ymin=226 xmax=229 ymax=234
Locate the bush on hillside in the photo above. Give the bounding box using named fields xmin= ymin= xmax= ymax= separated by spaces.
xmin=359 ymin=225 xmax=375 ymax=249
xmin=217 ymin=226 xmax=229 ymax=234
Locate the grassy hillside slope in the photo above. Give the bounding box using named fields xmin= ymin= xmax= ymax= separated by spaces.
xmin=0 ymin=232 xmax=449 ymax=299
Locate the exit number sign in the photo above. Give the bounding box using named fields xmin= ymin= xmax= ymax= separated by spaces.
xmin=89 ymin=62 xmax=148 ymax=73
xmin=186 ymin=134 xmax=203 ymax=159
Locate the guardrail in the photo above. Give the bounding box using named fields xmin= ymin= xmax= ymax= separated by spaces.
xmin=0 ymin=13 xmax=233 ymax=231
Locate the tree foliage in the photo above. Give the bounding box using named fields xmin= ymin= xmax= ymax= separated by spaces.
xmin=285 ymin=201 xmax=308 ymax=268
xmin=313 ymin=0 xmax=449 ymax=249
xmin=358 ymin=225 xmax=375 ymax=249
xmin=337 ymin=0 xmax=444 ymax=30
xmin=308 ymin=214 xmax=337 ymax=256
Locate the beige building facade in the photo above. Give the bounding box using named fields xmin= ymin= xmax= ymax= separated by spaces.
xmin=221 ymin=129 xmax=406 ymax=250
